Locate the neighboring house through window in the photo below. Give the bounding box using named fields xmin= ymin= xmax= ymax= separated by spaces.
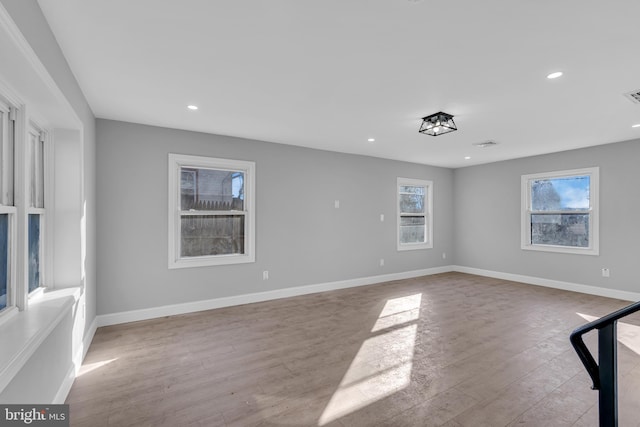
xmin=521 ymin=167 xmax=599 ymax=255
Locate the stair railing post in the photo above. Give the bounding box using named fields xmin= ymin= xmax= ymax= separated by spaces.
xmin=598 ymin=321 xmax=618 ymax=427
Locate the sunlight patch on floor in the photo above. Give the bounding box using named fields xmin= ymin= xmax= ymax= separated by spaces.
xmin=78 ymin=358 xmax=118 ymax=376
xmin=318 ymin=294 xmax=421 ymax=426
xmin=577 ymin=312 xmax=640 ymax=356
xmin=372 ymin=293 xmax=422 ymax=333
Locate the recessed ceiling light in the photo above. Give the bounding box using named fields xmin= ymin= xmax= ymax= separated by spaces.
xmin=464 ymin=156 xmax=471 ymax=160
xmin=187 ymin=105 xmax=198 ymax=110
xmin=367 ymin=138 xmax=375 ymax=142
xmin=633 ymin=124 xmax=640 ymax=128
xmin=547 ymin=71 xmax=563 ymax=79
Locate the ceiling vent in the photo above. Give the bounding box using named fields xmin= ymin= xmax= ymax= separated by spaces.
xmin=624 ymin=89 xmax=640 ymax=104
xmin=472 ymin=141 xmax=498 ymax=148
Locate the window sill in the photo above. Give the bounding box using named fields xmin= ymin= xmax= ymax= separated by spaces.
xmin=169 ymin=253 xmax=256 ymax=269
xmin=521 ymin=244 xmax=599 ymax=256
xmin=397 ymin=243 xmax=433 ymax=251
xmin=0 ymin=287 xmax=81 ymax=393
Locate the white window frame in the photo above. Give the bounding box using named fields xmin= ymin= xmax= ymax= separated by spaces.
xmin=26 ymin=122 xmax=47 ymax=297
xmin=521 ymin=167 xmax=599 ymax=255
xmin=0 ymin=97 xmax=16 ymax=317
xmin=168 ymin=153 xmax=256 ymax=269
xmin=0 ymin=93 xmax=52 ymax=320
xmin=397 ymin=177 xmax=433 ymax=251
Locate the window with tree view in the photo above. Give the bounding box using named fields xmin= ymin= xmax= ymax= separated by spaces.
xmin=522 ymin=168 xmax=599 ymax=255
xmin=169 ymin=154 xmax=255 ymax=268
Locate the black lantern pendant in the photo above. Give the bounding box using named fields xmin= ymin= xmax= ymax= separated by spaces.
xmin=418 ymin=112 xmax=457 ymax=136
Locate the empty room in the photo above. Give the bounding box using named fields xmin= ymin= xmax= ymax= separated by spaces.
xmin=2 ymin=0 xmax=640 ymax=426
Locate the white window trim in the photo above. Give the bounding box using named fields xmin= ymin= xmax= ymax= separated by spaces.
xmin=521 ymin=167 xmax=599 ymax=256
xmin=168 ymin=153 xmax=256 ymax=269
xmin=26 ymin=122 xmax=48 ymax=295
xmin=397 ymin=177 xmax=433 ymax=251
xmin=0 ymin=96 xmax=53 ymax=318
xmin=0 ymin=97 xmax=15 ymax=315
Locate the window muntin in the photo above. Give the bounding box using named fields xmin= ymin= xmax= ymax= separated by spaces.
xmin=169 ymin=154 xmax=255 ymax=268
xmin=522 ymin=168 xmax=599 ymax=255
xmin=397 ymin=178 xmax=433 ymax=251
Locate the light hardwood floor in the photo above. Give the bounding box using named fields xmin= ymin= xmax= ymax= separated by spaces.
xmin=67 ymin=273 xmax=640 ymax=426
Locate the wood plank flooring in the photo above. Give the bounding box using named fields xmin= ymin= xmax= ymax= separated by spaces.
xmin=67 ymin=273 xmax=640 ymax=426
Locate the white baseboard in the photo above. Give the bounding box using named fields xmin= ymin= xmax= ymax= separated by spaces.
xmin=96 ymin=264 xmax=640 ymax=328
xmin=81 ymin=317 xmax=97 ymax=363
xmin=53 ymin=316 xmax=98 ymax=404
xmin=96 ymin=266 xmax=453 ymax=327
xmin=53 ymin=364 xmax=75 ymax=404
xmin=452 ymin=265 xmax=640 ymax=302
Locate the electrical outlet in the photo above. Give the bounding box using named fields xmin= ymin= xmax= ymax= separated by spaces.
xmin=380 ymin=214 xmax=384 ymax=222
xmin=379 ymin=258 xmax=384 ymax=267
xmin=334 ymin=200 xmax=340 ymax=209
xmin=442 ymin=252 xmax=446 ymax=259
xmin=601 ymin=268 xmax=610 ymax=278
xmin=263 ymin=270 xmax=269 ymax=280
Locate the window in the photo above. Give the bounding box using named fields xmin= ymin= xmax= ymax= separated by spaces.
xmin=0 ymin=97 xmax=15 ymax=312
xmin=27 ymin=125 xmax=46 ymax=293
xmin=397 ymin=177 xmax=433 ymax=251
xmin=521 ymin=167 xmax=599 ymax=255
xmin=0 ymin=94 xmax=51 ymax=317
xmin=168 ymin=154 xmax=255 ymax=268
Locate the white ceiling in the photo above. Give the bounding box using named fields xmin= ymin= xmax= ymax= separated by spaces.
xmin=37 ymin=0 xmax=640 ymax=168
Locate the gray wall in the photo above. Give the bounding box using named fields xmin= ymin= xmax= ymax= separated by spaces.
xmin=453 ymin=138 xmax=640 ymax=294
xmin=96 ymin=119 xmax=454 ymax=315
xmin=0 ymin=0 xmax=96 ymax=403
xmin=1 ymin=0 xmax=97 ymax=335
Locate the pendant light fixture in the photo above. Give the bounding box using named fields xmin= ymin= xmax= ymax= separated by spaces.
xmin=418 ymin=112 xmax=457 ymax=136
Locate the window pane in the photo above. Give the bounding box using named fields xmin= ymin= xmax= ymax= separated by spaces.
xmin=0 ymin=111 xmax=5 ymax=205
xmin=28 ymin=214 xmax=41 ymax=292
xmin=399 ymin=193 xmax=425 ymax=214
xmin=400 ymin=216 xmax=426 ymax=243
xmin=531 ymin=176 xmax=590 ymax=211
xmin=0 ymin=214 xmax=8 ymax=310
xmin=180 ymin=168 xmax=244 ymax=211
xmin=531 ymin=213 xmax=589 ymax=247
xmin=0 ymin=109 xmax=14 ymax=206
xmin=400 ymin=186 xmax=425 ymax=195
xmin=29 ymin=131 xmax=44 ymax=208
xmin=181 ymin=215 xmax=245 ymax=257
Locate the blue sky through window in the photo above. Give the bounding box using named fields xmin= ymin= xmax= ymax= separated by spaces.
xmin=532 ymin=175 xmax=590 ymax=211
xmin=231 ymin=172 xmax=244 ymax=200
xmin=551 ymin=176 xmax=590 ymax=209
